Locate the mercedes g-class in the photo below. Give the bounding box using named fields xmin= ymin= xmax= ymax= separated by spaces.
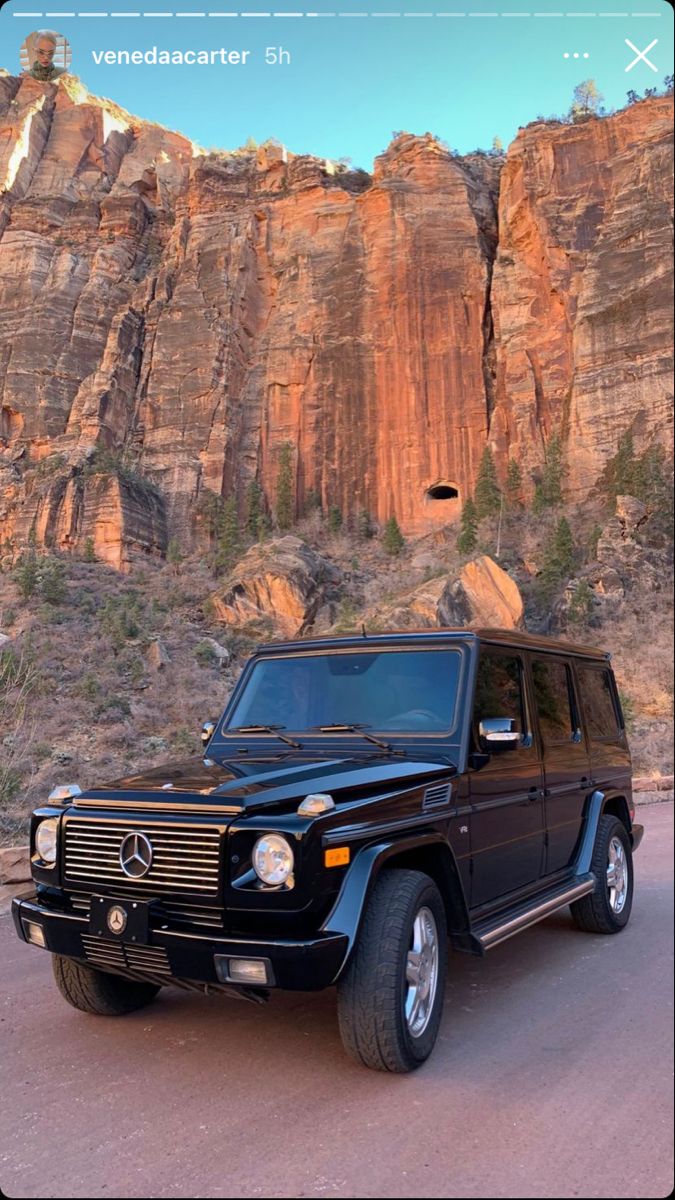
xmin=13 ymin=628 xmax=643 ymax=1072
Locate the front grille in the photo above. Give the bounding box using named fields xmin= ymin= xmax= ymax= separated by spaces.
xmin=64 ymin=819 xmax=221 ymax=897
xmin=68 ymin=891 xmax=224 ymax=931
xmin=81 ymin=934 xmax=171 ymax=981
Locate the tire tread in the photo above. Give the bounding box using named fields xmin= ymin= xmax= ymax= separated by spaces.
xmin=52 ymin=955 xmax=160 ymax=1015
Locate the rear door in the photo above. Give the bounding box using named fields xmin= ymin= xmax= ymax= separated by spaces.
xmin=574 ymin=662 xmax=632 ymax=796
xmin=469 ymin=648 xmax=545 ymax=908
xmin=530 ymin=655 xmax=591 ymax=875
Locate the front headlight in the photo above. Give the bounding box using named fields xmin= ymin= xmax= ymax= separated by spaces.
xmin=35 ymin=818 xmax=59 ymax=866
xmin=252 ymin=834 xmax=294 ymax=886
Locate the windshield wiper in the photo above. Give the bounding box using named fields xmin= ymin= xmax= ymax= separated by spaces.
xmin=311 ymin=723 xmax=400 ymax=753
xmin=230 ymin=724 xmax=302 ymax=748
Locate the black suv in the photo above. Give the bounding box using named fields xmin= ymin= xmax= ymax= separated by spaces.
xmin=13 ymin=628 xmax=643 ymax=1072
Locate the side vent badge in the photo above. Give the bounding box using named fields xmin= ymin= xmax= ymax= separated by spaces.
xmin=422 ymin=783 xmax=452 ymax=811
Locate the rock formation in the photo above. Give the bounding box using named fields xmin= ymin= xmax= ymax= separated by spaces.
xmin=210 ymin=535 xmax=342 ymax=637
xmin=438 ymin=556 xmax=524 ymax=630
xmin=0 ymin=74 xmax=672 ymax=569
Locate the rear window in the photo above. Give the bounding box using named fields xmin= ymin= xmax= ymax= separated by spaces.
xmin=577 ymin=666 xmax=621 ymax=739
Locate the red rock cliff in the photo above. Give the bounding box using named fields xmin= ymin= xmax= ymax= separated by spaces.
xmin=0 ymin=74 xmax=672 ymax=566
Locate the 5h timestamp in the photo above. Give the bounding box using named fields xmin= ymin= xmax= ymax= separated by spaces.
xmin=265 ymin=46 xmax=291 ymax=65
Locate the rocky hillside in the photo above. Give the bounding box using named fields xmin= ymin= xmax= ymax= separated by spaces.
xmin=1 ymin=481 xmax=673 ymax=841
xmin=0 ymin=73 xmax=672 ymax=570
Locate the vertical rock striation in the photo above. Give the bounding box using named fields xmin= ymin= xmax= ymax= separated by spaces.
xmin=0 ymin=74 xmax=672 ymax=568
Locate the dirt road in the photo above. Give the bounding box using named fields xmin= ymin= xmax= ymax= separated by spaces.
xmin=1 ymin=802 xmax=673 ymax=1199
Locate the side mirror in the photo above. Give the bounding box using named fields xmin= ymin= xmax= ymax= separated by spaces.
xmin=201 ymin=720 xmax=216 ymax=747
xmin=479 ymin=717 xmax=521 ymax=753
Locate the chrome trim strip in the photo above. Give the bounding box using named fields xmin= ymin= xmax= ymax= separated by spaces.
xmin=73 ymin=799 xmax=241 ymax=814
xmin=322 ymin=809 xmax=451 ymax=846
xmin=479 ymin=877 xmax=595 ymax=950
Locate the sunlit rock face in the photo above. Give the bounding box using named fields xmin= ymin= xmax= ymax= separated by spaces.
xmin=0 ymin=75 xmax=672 ymax=568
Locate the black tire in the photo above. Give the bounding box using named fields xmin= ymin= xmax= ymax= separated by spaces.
xmin=337 ymin=869 xmax=448 ymax=1073
xmin=52 ymin=955 xmax=161 ymax=1015
xmin=570 ymin=815 xmax=634 ymax=934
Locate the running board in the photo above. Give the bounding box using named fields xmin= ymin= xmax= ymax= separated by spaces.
xmin=473 ymin=873 xmax=596 ymax=952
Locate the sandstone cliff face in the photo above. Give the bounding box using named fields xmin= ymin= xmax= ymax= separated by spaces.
xmin=0 ymin=75 xmax=672 ymax=568
xmin=489 ymin=97 xmax=673 ymax=496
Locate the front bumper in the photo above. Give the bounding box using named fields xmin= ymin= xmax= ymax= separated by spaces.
xmin=12 ymin=896 xmax=349 ymax=992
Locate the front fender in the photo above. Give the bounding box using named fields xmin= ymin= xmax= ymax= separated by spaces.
xmin=320 ymin=832 xmax=470 ymax=980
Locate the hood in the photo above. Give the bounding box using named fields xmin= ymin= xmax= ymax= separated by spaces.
xmin=75 ymin=754 xmax=457 ymax=813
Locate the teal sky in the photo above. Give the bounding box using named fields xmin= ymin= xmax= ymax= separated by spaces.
xmin=1 ymin=0 xmax=672 ymax=165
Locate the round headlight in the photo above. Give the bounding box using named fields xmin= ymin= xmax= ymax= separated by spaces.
xmin=35 ymin=818 xmax=58 ymax=865
xmin=252 ymin=834 xmax=294 ymax=886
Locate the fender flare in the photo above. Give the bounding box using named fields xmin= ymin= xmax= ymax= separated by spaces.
xmin=320 ymin=832 xmax=470 ymax=979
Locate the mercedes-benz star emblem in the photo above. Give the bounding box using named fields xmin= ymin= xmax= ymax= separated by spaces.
xmin=107 ymin=905 xmax=127 ymax=935
xmin=119 ymin=831 xmax=153 ymax=878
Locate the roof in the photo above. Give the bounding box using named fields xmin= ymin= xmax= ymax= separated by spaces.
xmin=256 ymin=627 xmax=610 ymax=661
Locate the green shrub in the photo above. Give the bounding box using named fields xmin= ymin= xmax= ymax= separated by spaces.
xmin=327 ymin=505 xmax=343 ymax=533
xmin=14 ymin=548 xmax=40 ymax=599
xmin=41 ymin=558 xmax=67 ymax=605
xmin=195 ymin=640 xmax=220 ymax=668
xmin=383 ymin=516 xmax=405 ymax=556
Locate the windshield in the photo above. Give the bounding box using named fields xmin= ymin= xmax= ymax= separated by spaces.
xmin=224 ymin=649 xmax=462 ymax=736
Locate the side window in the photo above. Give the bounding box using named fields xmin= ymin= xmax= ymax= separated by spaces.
xmin=532 ymin=658 xmax=575 ymax=744
xmin=577 ymin=666 xmax=621 ymax=739
xmin=472 ymin=651 xmax=526 ymax=740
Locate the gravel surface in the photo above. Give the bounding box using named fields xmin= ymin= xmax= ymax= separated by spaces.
xmin=1 ymin=802 xmax=673 ymax=1199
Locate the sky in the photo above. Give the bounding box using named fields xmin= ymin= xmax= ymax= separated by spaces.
xmin=1 ymin=0 xmax=673 ymax=165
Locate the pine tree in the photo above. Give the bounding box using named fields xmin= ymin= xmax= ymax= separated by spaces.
xmin=601 ymin=429 xmax=639 ymax=499
xmin=40 ymin=558 xmax=67 ymax=605
xmin=213 ymin=497 xmax=241 ymax=576
xmin=166 ymin=537 xmax=184 ymax=575
xmin=327 ymin=505 xmax=343 ymax=533
xmin=539 ymin=516 xmax=576 ymax=598
xmin=383 ymin=516 xmax=405 ymax=557
xmin=567 ymin=579 xmax=594 ymax=626
xmin=275 ymin=443 xmax=295 ymax=530
xmin=474 ymin=447 xmax=501 ymax=518
xmin=245 ymin=479 xmax=264 ymax=539
xmin=357 ymin=509 xmax=373 ymax=541
xmin=83 ymin=536 xmax=97 ymax=563
xmin=569 ymin=79 xmax=604 ymax=121
xmin=14 ymin=547 xmax=39 ymax=599
xmin=541 ymin=431 xmax=565 ymax=506
xmin=532 ymin=482 xmax=546 ymax=516
xmin=457 ymin=497 xmax=479 ymax=555
xmin=505 ymin=458 xmax=523 ymax=509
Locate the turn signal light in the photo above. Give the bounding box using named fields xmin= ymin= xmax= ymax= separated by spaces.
xmin=325 ymin=846 xmax=350 ymax=868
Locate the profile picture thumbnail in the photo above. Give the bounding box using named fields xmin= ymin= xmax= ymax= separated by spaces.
xmin=20 ymin=30 xmax=72 ymax=82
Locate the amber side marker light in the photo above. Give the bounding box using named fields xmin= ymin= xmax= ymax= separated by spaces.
xmin=325 ymin=847 xmax=350 ymax=868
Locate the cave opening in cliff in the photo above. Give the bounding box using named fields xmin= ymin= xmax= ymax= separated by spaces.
xmin=426 ymin=484 xmax=459 ymax=502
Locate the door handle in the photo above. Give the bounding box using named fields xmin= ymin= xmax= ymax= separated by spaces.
xmin=528 ymin=786 xmax=540 ymax=801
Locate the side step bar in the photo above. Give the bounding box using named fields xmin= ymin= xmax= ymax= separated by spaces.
xmin=473 ymin=873 xmax=596 ymax=952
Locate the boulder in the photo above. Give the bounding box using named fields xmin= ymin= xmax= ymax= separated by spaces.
xmin=145 ymin=637 xmax=171 ymax=670
xmin=360 ymin=576 xmax=448 ymax=632
xmin=197 ymin=637 xmax=230 ymax=668
xmin=210 ymin=537 xmax=343 ymax=637
xmin=0 ymin=845 xmax=30 ymax=884
xmin=437 ymin=556 xmax=524 ymax=629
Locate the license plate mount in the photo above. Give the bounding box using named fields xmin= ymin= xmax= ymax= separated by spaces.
xmin=89 ymin=895 xmax=153 ymax=943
